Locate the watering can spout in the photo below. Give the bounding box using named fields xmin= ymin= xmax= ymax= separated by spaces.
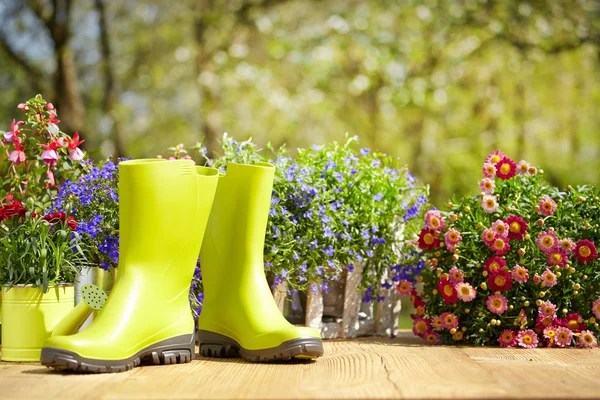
xmin=51 ymin=284 xmax=107 ymax=337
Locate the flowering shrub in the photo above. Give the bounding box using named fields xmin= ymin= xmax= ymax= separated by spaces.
xmin=411 ymin=151 xmax=600 ymax=348
xmin=0 ymin=95 xmax=86 ymax=210
xmin=51 ymin=159 xmax=120 ymax=270
xmin=177 ymin=133 xmax=428 ymax=308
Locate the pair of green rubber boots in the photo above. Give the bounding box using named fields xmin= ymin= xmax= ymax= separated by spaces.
xmin=40 ymin=159 xmax=323 ymax=373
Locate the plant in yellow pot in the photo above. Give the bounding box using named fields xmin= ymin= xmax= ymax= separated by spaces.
xmin=0 ymin=95 xmax=89 ymax=361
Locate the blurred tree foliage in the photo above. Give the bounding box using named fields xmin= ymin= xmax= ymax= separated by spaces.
xmin=1 ymin=0 xmax=599 ymax=204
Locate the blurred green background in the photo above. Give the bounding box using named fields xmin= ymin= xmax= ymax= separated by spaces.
xmin=1 ymin=0 xmax=599 ymax=205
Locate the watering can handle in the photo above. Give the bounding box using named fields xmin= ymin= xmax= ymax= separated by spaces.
xmin=51 ymin=284 xmax=108 ymax=337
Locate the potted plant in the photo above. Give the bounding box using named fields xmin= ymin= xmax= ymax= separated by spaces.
xmin=411 ymin=151 xmax=600 ymax=348
xmin=0 ymin=96 xmax=88 ymax=361
xmin=176 ymin=134 xmax=428 ymax=338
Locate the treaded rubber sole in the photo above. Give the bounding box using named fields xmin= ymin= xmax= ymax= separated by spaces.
xmin=198 ymin=330 xmax=323 ymax=362
xmin=40 ymin=334 xmax=194 ymax=373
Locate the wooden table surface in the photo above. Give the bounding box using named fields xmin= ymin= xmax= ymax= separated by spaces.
xmin=1 ymin=332 xmax=599 ymax=399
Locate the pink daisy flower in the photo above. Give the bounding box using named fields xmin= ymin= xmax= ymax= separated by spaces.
xmin=592 ymin=297 xmax=600 ymax=320
xmin=543 ymin=326 xmax=558 ymax=343
xmin=495 ymin=156 xmax=517 ymax=180
xmin=485 ymin=150 xmax=505 ymax=165
xmin=574 ymin=240 xmax=598 ymax=264
xmin=448 ymin=266 xmax=464 ymax=284
xmin=431 ymin=315 xmax=444 ymax=331
xmin=547 ymin=248 xmax=568 ymax=268
xmin=479 ymin=178 xmax=495 ymax=194
xmin=484 ymin=256 xmax=506 ymax=273
xmin=517 ymin=160 xmax=530 ymax=175
xmin=517 ymin=330 xmax=539 ymax=349
xmin=490 ymin=235 xmax=510 ymax=256
xmin=491 ymin=219 xmax=509 ymax=238
xmin=455 ymin=282 xmax=477 ymax=302
xmin=481 ymin=195 xmax=499 ymax=214
xmin=578 ymin=330 xmax=598 ymax=349
xmin=444 ymin=229 xmax=462 ymax=250
xmin=505 ymin=215 xmax=528 ymax=241
xmin=424 ymin=210 xmax=445 ymax=231
xmin=441 ymin=312 xmax=459 ymax=330
xmin=482 ymin=228 xmax=496 ymax=246
xmin=538 ymin=197 xmax=557 ymax=216
xmin=555 ymin=327 xmax=573 ymax=348
xmin=482 ymin=163 xmax=497 ymax=178
xmin=498 ymin=330 xmax=517 ymax=348
xmin=512 ymin=265 xmax=529 ymax=283
xmin=396 ymin=279 xmax=413 ymax=296
xmin=541 ymin=269 xmax=558 ymax=287
xmin=538 ymin=301 xmax=557 ymax=319
xmin=424 ymin=330 xmax=440 ymax=345
xmin=412 ymin=316 xmax=430 ymax=338
xmin=536 ymin=231 xmax=559 ymax=254
xmin=559 ymin=238 xmax=576 ymax=254
xmin=486 ymin=294 xmax=508 ymax=315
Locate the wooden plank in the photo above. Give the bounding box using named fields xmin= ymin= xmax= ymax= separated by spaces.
xmin=0 ymin=333 xmax=599 ymax=399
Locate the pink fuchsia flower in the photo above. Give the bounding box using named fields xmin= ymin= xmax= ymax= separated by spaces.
xmin=538 ymin=197 xmax=557 ymax=216
xmin=517 ymin=160 xmax=530 ymax=175
xmin=17 ymin=103 xmax=29 ymax=111
xmin=490 ymin=235 xmax=510 ymax=256
xmin=488 ymin=269 xmax=513 ymax=291
xmin=547 ymin=248 xmax=568 ymax=268
xmin=486 ymin=294 xmax=508 ymax=315
xmin=481 ymin=195 xmax=499 ymax=214
xmin=592 ymin=297 xmax=600 ymax=320
xmin=491 ymin=219 xmax=509 ymax=238
xmin=46 ymin=103 xmax=55 ymax=110
xmin=541 ymin=269 xmax=558 ymax=287
xmin=8 ymin=149 xmax=26 ymax=164
xmin=484 ymin=256 xmax=506 ymax=273
xmin=559 ymin=238 xmax=576 ymax=253
xmin=498 ymin=330 xmax=517 ymax=348
xmin=578 ymin=330 xmax=598 ymax=349
xmin=574 ymin=240 xmax=598 ymax=264
xmin=412 ymin=316 xmax=430 ymax=338
xmin=67 ymin=132 xmax=85 ymax=161
xmin=512 ymin=265 xmax=529 ymax=283
xmin=504 ymin=215 xmax=528 ymax=241
xmin=495 ymin=156 xmax=517 ymax=180
xmin=418 ymin=228 xmax=440 ymax=250
xmin=455 ymin=282 xmax=476 ymax=302
xmin=536 ymin=231 xmax=559 ymax=254
xmin=42 ymin=149 xmax=58 ymax=164
xmin=448 ymin=266 xmax=464 ymax=284
xmin=396 ymin=279 xmax=413 ymax=296
xmin=485 ymin=150 xmax=506 ymax=165
xmin=517 ymin=329 xmax=539 ymax=349
xmin=538 ymin=301 xmax=557 ymax=319
xmin=424 ymin=210 xmax=444 ymax=231
xmin=69 ymin=147 xmax=84 ymax=161
xmin=441 ymin=312 xmax=459 ymax=330
xmin=482 ymin=163 xmax=497 ymax=178
xmin=557 ymin=313 xmax=587 ymax=332
xmin=482 ymin=229 xmax=496 ymax=246
xmin=444 ymin=229 xmax=462 ymax=250
xmin=431 ymin=315 xmax=444 ymax=331
xmin=424 ymin=330 xmax=440 ymax=345
xmin=554 ymin=327 xmax=573 ymax=348
xmin=479 ymin=178 xmax=495 ymax=194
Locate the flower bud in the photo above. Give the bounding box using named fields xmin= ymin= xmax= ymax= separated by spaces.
xmin=482 ymin=271 xmax=488 ymax=277
xmin=479 ymin=328 xmax=484 ymax=333
xmin=465 ymin=308 xmax=470 ymax=314
xmin=480 ymin=283 xmax=487 ymax=290
xmin=555 ymin=271 xmax=561 ymax=278
xmin=534 ymin=205 xmax=540 ymax=212
xmin=574 ymin=284 xmax=581 ymax=290
xmin=562 ymin=308 xmax=568 ymax=314
xmin=46 ymin=103 xmax=54 ymax=110
xmin=461 ymin=327 xmax=467 ymax=332
xmin=525 ymin=234 xmax=531 ymax=241
xmin=432 ymin=289 xmax=438 ymax=295
xmin=569 ymin=267 xmax=576 ymax=273
xmin=520 ymin=296 xmax=526 ymax=301
xmin=508 ymin=305 xmax=514 ymax=310
xmin=539 ymin=169 xmax=544 ymax=175
xmin=476 ymin=222 xmax=483 ymax=228
xmin=452 ymin=254 xmax=459 ymax=262
xmin=435 ymin=251 xmax=441 ymax=257
xmin=537 ymin=219 xmax=544 ymax=226
xmin=450 ymin=328 xmax=457 ymax=334
xmin=590 ymin=317 xmax=597 ymax=324
xmin=536 ymin=299 xmax=543 ymax=307
xmin=448 ymin=202 xmax=454 ymax=208
xmin=574 ymin=291 xmax=579 ymax=296
xmin=464 ymin=206 xmax=471 ymax=213
xmin=539 ymin=291 xmax=546 ymax=298
xmin=518 ymin=248 xmax=525 ymax=256
xmin=432 ymin=259 xmax=438 ymax=267
xmin=451 ymin=214 xmax=458 ymax=222
xmin=524 ymin=301 xmax=530 ymax=307
xmin=583 ymin=275 xmax=588 ymax=280
xmin=578 ymin=196 xmax=586 ymax=202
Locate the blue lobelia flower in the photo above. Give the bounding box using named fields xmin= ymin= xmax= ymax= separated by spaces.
xmin=360 ymin=148 xmax=370 ymax=156
xmin=373 ymin=193 xmax=384 ymax=202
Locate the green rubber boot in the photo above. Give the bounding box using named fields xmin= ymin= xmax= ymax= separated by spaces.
xmin=41 ymin=159 xmax=218 ymax=373
xmin=198 ymin=162 xmax=324 ymax=362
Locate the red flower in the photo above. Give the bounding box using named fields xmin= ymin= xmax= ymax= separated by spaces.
xmin=547 ymin=248 xmax=568 ymax=268
xmin=504 ymin=215 xmax=528 ymax=241
xmin=0 ymin=200 xmax=27 ymax=222
xmin=418 ymin=228 xmax=440 ymax=250
xmin=574 ymin=240 xmax=598 ymax=264
xmin=67 ymin=132 xmax=85 ymax=150
xmin=437 ymin=277 xmax=458 ymax=304
xmin=66 ymin=216 xmax=78 ymax=230
xmin=495 ymin=156 xmax=517 ymax=180
xmin=41 ymin=212 xmax=77 ymax=231
xmin=484 ymin=256 xmax=506 ymax=274
xmin=557 ymin=313 xmax=587 ymax=332
xmin=535 ymin=315 xmax=555 ymax=333
xmin=488 ymin=269 xmax=513 ymax=291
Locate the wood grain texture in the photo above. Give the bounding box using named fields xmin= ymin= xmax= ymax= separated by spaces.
xmin=1 ymin=332 xmax=599 ymax=400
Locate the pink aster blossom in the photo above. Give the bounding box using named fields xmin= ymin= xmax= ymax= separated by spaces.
xmin=491 ymin=219 xmax=509 ymax=238
xmin=424 ymin=210 xmax=444 ymax=231
xmin=536 ymin=231 xmax=559 ymax=254
xmin=538 ymin=197 xmax=557 ymax=216
xmin=547 ymin=248 xmax=568 ymax=268
xmin=538 ymin=301 xmax=557 ymax=319
xmin=444 ymin=228 xmax=462 ymax=250
xmin=559 ymin=238 xmax=576 ymax=254
xmin=455 ymin=282 xmax=476 ymax=302
xmin=541 ymin=269 xmax=558 ymax=287
xmin=412 ymin=316 xmax=430 ymax=338
xmin=424 ymin=330 xmax=440 ymax=345
xmin=517 ymin=160 xmax=530 ymax=175
xmin=448 ymin=266 xmax=464 ymax=284
xmin=516 ymin=329 xmax=539 ymax=349
xmin=578 ymin=330 xmax=598 ymax=349
xmin=592 ymin=297 xmax=600 ymax=320
xmin=482 ymin=162 xmax=497 ymax=178
xmin=479 ymin=178 xmax=495 ymax=194
xmin=481 ymin=195 xmax=499 ymax=214
xmin=490 ymin=235 xmax=510 ymax=256
xmin=482 ymin=228 xmax=496 ymax=246
xmin=498 ymin=330 xmax=517 ymax=348
xmin=486 ymin=294 xmax=508 ymax=315
xmin=512 ymin=265 xmax=529 ymax=283
xmin=396 ymin=279 xmax=413 ymax=296
xmin=485 ymin=150 xmax=506 ymax=165
xmin=431 ymin=315 xmax=444 ymax=331
xmin=555 ymin=327 xmax=573 ymax=348
xmin=441 ymin=312 xmax=459 ymax=330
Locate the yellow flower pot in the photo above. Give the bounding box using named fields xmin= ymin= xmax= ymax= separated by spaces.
xmin=1 ymin=285 xmax=74 ymax=362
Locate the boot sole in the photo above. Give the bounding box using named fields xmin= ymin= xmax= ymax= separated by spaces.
xmin=198 ymin=330 xmax=323 ymax=362
xmin=40 ymin=334 xmax=195 ymax=373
